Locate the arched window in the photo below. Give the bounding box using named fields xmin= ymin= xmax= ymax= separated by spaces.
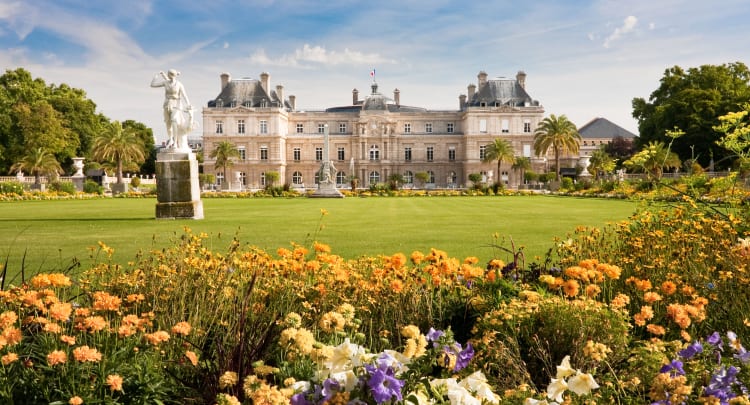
xmin=216 ymin=173 xmax=224 ymax=186
xmin=403 ymin=170 xmax=414 ymax=185
xmin=369 ymin=171 xmax=380 ymax=185
xmin=260 ymin=172 xmax=266 ymax=187
xmin=292 ymin=171 xmax=303 ymax=185
xmin=239 ymin=172 xmax=246 ymax=186
xmin=336 ymin=171 xmax=347 ymax=186
xmin=448 ymin=171 xmax=457 ymax=184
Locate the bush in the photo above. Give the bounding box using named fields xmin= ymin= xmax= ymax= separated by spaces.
xmin=129 ymin=176 xmax=141 ymax=188
xmin=560 ymin=177 xmax=574 ymax=190
xmin=83 ymin=180 xmax=104 ymax=194
xmin=48 ymin=180 xmax=76 ymax=194
xmin=0 ymin=181 xmax=24 ymax=195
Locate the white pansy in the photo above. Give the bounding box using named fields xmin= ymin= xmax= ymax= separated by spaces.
xmin=546 ymin=377 xmax=567 ymax=403
xmin=457 ymin=371 xmax=499 ymax=404
xmin=567 ymin=371 xmax=600 ymax=396
xmin=555 ymin=355 xmax=576 ymax=379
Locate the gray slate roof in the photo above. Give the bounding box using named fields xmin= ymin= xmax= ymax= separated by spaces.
xmin=207 ymin=79 xmax=288 ymax=108
xmin=325 ymin=82 xmax=427 ymax=113
xmin=578 ymin=117 xmax=637 ymax=139
xmin=469 ymin=78 xmax=539 ymax=107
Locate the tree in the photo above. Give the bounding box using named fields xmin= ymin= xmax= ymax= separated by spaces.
xmin=415 ymin=171 xmax=430 ymax=188
xmin=587 ymin=146 xmax=617 ymax=180
xmin=623 ymin=141 xmax=681 ymax=181
xmin=533 ymin=114 xmax=582 ymax=181
xmin=92 ymin=121 xmax=145 ymax=185
xmin=13 ymin=100 xmax=77 ymax=162
xmin=387 ymin=173 xmax=404 ymax=190
xmin=604 ymin=136 xmax=636 ymax=169
xmin=482 ymin=138 xmax=515 ymax=185
xmin=122 ymin=120 xmax=155 ymax=174
xmin=209 ymin=141 xmax=240 ymax=186
xmin=511 ymin=156 xmax=532 ymax=185
xmin=10 ymin=147 xmax=62 ymax=187
xmin=468 ymin=173 xmax=483 ymax=189
xmin=264 ymin=171 xmax=280 ymax=188
xmin=632 ymin=62 xmax=750 ymax=169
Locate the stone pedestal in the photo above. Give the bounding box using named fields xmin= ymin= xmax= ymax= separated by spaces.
xmin=72 ymin=175 xmax=85 ymax=192
xmin=155 ymin=151 xmax=203 ymax=219
xmin=310 ymin=181 xmax=344 ymax=198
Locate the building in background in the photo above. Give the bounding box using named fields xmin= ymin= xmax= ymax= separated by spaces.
xmin=201 ymin=71 xmax=563 ymax=190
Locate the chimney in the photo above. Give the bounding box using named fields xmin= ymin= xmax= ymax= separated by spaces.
xmin=220 ymin=73 xmax=230 ymax=90
xmin=459 ymin=94 xmax=467 ymax=110
xmin=289 ymin=95 xmax=296 ymax=111
xmin=467 ymin=84 xmax=476 ymax=101
xmin=260 ymin=72 xmax=270 ymax=93
xmin=276 ymin=85 xmax=284 ymax=107
xmin=516 ymin=70 xmax=527 ymax=89
xmin=352 ymin=88 xmax=359 ymax=105
xmin=394 ymin=88 xmax=400 ymax=106
xmin=477 ymin=71 xmax=488 ymax=87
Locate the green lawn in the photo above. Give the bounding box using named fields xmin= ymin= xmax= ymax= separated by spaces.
xmin=0 ymin=196 xmax=638 ymax=278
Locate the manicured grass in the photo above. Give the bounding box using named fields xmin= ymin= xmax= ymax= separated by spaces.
xmin=0 ymin=196 xmax=637 ymax=279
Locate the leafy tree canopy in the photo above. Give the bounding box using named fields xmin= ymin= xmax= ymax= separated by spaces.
xmin=632 ymin=62 xmax=750 ymax=169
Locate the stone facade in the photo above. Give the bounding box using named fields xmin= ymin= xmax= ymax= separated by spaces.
xmin=202 ymin=70 xmax=571 ymax=189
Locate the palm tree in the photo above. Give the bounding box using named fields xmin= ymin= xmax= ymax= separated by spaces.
xmin=209 ymin=141 xmax=240 ymax=187
xmin=11 ymin=147 xmax=63 ymax=187
xmin=511 ymin=156 xmax=532 ymax=186
xmin=92 ymin=121 xmax=145 ymax=185
xmin=624 ymin=141 xmax=681 ymax=181
xmin=482 ymin=138 xmax=515 ymax=185
xmin=533 ymin=114 xmax=582 ymax=181
xmin=587 ymin=147 xmax=616 ymax=180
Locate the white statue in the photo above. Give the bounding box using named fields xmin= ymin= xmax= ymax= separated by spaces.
xmin=150 ymin=69 xmax=195 ymax=152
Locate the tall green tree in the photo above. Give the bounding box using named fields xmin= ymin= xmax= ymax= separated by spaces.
xmin=511 ymin=156 xmax=532 ymax=185
xmin=632 ymin=62 xmax=750 ymax=169
xmin=209 ymin=141 xmax=240 ymax=185
xmin=13 ymin=100 xmax=77 ymax=161
xmin=92 ymin=121 xmax=145 ymax=185
xmin=623 ymin=141 xmax=681 ymax=180
xmin=10 ymin=147 xmax=63 ymax=186
xmin=482 ymin=138 xmax=515 ymax=184
xmin=122 ymin=120 xmax=156 ymax=174
xmin=533 ymin=114 xmax=582 ymax=181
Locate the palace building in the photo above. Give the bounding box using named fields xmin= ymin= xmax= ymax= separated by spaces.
xmin=202 ymin=70 xmax=563 ymax=190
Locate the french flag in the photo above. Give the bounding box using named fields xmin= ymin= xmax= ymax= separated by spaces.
xmin=370 ymin=69 xmax=375 ymax=78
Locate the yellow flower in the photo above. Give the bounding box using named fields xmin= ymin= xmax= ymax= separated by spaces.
xmin=185 ymin=350 xmax=199 ymax=366
xmin=47 ymin=350 xmax=68 ymax=366
xmin=215 ymin=393 xmax=241 ymax=405
xmin=68 ymin=396 xmax=83 ymax=405
xmin=82 ymin=316 xmax=108 ymax=333
xmin=0 ymin=311 xmax=18 ymax=329
xmin=401 ymin=325 xmax=421 ymax=339
xmin=2 ymin=327 xmax=22 ymax=346
xmin=1 ymin=352 xmax=19 ymax=365
xmin=563 ymin=279 xmax=580 ymax=297
xmin=92 ymin=291 xmax=122 ymax=311
xmin=144 ymin=331 xmax=170 ymax=345
xmin=49 ymin=303 xmax=73 ymax=322
xmin=106 ymin=374 xmax=124 ymax=392
xmin=60 ymin=335 xmax=76 ymax=346
xmin=219 ymin=371 xmax=239 ymax=389
xmin=72 ymin=346 xmax=102 ymax=363
xmin=171 ymin=321 xmax=192 ymax=336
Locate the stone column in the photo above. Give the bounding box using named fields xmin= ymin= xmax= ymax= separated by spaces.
xmin=155 ymin=150 xmax=204 ymax=219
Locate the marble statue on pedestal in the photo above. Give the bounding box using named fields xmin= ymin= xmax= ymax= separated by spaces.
xmin=150 ymin=69 xmax=195 ymax=152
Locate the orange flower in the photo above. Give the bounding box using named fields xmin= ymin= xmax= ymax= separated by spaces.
xmin=49 ymin=302 xmax=73 ymax=322
xmin=118 ymin=325 xmax=137 ymax=338
xmin=487 ymin=259 xmax=505 ymax=270
xmin=660 ymin=281 xmax=678 ymax=295
xmin=313 ymin=242 xmax=331 ymax=253
xmin=60 ymin=335 xmax=76 ymax=346
xmin=1 ymin=352 xmax=18 ymax=366
xmin=646 ymin=324 xmax=666 ymax=336
xmin=171 ymin=321 xmax=192 ymax=336
xmin=44 ymin=323 xmax=63 ymax=334
xmin=597 ymin=263 xmax=622 ymax=280
xmin=610 ymin=293 xmax=631 ymax=310
xmin=30 ymin=273 xmax=72 ymax=288
xmin=69 ymin=396 xmax=83 ymax=405
xmin=92 ymin=292 xmax=122 ymax=311
xmin=410 ymin=251 xmax=424 ymax=265
xmin=585 ymin=284 xmax=601 ymax=298
xmin=72 ymin=346 xmax=102 ymax=363
xmin=0 ymin=311 xmax=18 ymax=329
xmin=126 ymin=294 xmax=145 ymax=303
xmin=106 ymin=374 xmax=124 ymax=392
xmin=144 ymin=331 xmax=170 ymax=346
xmin=2 ymin=327 xmax=22 ymax=346
xmin=562 ymin=279 xmax=580 ymax=297
xmin=389 ymin=279 xmax=404 ymax=293
xmin=82 ymin=316 xmax=108 ymax=333
xmin=47 ymin=350 xmax=68 ymax=366
xmin=185 ymin=350 xmax=199 ymax=366
xmin=643 ymin=291 xmax=662 ymax=304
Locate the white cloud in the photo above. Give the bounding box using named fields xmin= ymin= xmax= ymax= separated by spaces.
xmin=249 ymin=44 xmax=395 ymax=67
xmin=603 ymin=15 xmax=638 ymax=48
xmin=223 ymin=42 xmax=229 ymax=49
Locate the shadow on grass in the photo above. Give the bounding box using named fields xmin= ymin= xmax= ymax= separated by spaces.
xmin=0 ymin=217 xmax=156 ymax=222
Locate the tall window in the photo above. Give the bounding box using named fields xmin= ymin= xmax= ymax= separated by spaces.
xmin=479 ymin=145 xmax=487 ymax=160
xmin=523 ymin=120 xmax=531 ymax=133
xmin=296 ymin=123 xmax=304 ymax=134
xmin=479 ymin=119 xmax=487 ymax=133
xmin=216 ymin=173 xmax=224 ymax=186
xmin=260 ymin=172 xmax=266 ymax=187
xmin=238 ymin=147 xmax=246 ymax=160
xmin=318 ymin=124 xmax=326 ymax=134
xmin=216 ymin=121 xmax=224 ymax=134
xmin=425 ymin=123 xmax=432 ymax=133
xmin=336 ymin=171 xmax=347 ymax=185
xmin=404 ymin=123 xmax=411 ymax=133
xmin=403 ymin=171 xmax=413 ymax=184
xmin=426 ymin=146 xmax=434 ymax=162
xmin=427 ymin=170 xmax=435 ymax=184
xmin=339 ymin=123 xmax=347 ymax=133
xmin=239 ymin=172 xmax=246 ymax=186
xmin=448 ymin=171 xmax=457 ymax=184
xmin=337 ymin=147 xmax=345 ymax=161
xmin=260 ymin=146 xmax=268 ymax=160
xmin=404 ymin=147 xmax=412 ymax=161
xmin=292 ymin=171 xmax=303 ymax=185
xmin=447 ymin=123 xmax=454 ymax=133
xmin=293 ymin=147 xmax=301 ymax=161
xmin=260 ymin=120 xmax=268 ymax=134
xmin=523 ymin=144 xmax=531 ymax=158
xmin=315 ymin=147 xmax=323 ymax=161
xmin=501 ymin=119 xmax=509 ymax=133
xmin=369 ymin=171 xmax=380 ymax=185
xmin=448 ymin=147 xmax=456 ymax=161
xmin=369 ymin=145 xmax=379 ymax=161
xmin=237 ymin=119 xmax=245 ymax=134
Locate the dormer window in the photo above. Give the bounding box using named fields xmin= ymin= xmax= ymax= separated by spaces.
xmin=260 ymin=99 xmax=267 ymax=108
xmin=230 ymin=99 xmax=237 ymax=108
xmin=244 ymin=101 xmax=251 ymax=107
xmin=216 ymin=98 xmax=223 ymax=108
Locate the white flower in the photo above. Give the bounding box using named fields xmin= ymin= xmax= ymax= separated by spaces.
xmin=524 ymin=399 xmax=556 ymax=405
xmin=328 ymin=370 xmax=359 ymax=392
xmin=546 ymin=377 xmax=568 ymax=403
xmin=323 ymin=338 xmax=369 ymax=373
xmin=555 ymin=355 xmax=576 ymax=379
xmin=457 ymin=371 xmax=499 ymax=404
xmin=567 ymin=371 xmax=600 ymax=396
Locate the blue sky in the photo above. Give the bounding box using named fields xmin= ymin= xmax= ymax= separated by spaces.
xmin=1 ymin=0 xmax=748 ymax=143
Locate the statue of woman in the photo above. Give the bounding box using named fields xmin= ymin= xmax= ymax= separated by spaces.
xmin=151 ymin=69 xmax=194 ymax=151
